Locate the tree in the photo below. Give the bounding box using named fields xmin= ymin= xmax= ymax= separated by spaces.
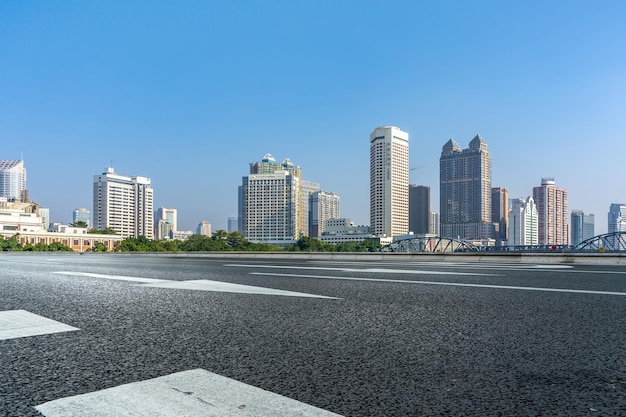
xmin=70 ymin=221 xmax=88 ymax=228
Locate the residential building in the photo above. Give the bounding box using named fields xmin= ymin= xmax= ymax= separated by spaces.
xmin=429 ymin=212 xmax=440 ymax=235
xmin=93 ymin=167 xmax=154 ymax=239
xmin=309 ymin=190 xmax=340 ymax=237
xmin=370 ymin=126 xmax=409 ymax=238
xmin=570 ymin=210 xmax=595 ymax=246
xmin=409 ymin=185 xmax=430 ymax=235
xmin=440 ymin=135 xmax=495 ymax=240
xmin=491 ymin=187 xmax=509 ymax=244
xmin=228 ymin=217 xmax=238 ymax=233
xmin=73 ymin=208 xmax=90 ymax=227
xmin=608 ymin=203 xmax=626 ymax=250
xmin=171 ymin=230 xmax=194 ymax=240
xmin=39 ymin=208 xmax=50 ymax=230
xmin=0 ymin=160 xmax=27 ymax=200
xmin=508 ymin=197 xmax=538 ymax=246
xmin=197 ymin=221 xmax=212 ymax=236
xmin=533 ymin=178 xmax=568 ymax=245
xmin=240 ymin=154 xmax=303 ymax=244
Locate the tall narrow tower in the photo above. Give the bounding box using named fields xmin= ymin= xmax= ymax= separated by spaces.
xmin=0 ymin=160 xmax=27 ymax=200
xmin=370 ymin=126 xmax=409 ymax=238
xmin=533 ymin=178 xmax=568 ymax=245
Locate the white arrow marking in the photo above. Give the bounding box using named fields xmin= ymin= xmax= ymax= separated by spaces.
xmin=36 ymin=368 xmax=344 ymax=417
xmin=0 ymin=310 xmax=79 ymax=341
xmin=53 ymin=272 xmax=338 ymax=299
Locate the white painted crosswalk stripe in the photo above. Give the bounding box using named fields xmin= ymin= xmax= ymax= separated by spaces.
xmin=35 ymin=368 xmax=343 ymax=417
xmin=0 ymin=310 xmax=79 ymax=341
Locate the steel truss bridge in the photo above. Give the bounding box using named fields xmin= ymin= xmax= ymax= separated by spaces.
xmin=382 ymin=232 xmax=626 ymax=253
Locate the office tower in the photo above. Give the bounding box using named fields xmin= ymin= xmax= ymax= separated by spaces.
xmin=570 ymin=210 xmax=595 ymax=246
xmin=409 ymin=185 xmax=430 ymax=235
xmin=301 ymin=180 xmax=321 ymax=237
xmin=156 ymin=219 xmax=173 ymax=240
xmin=491 ymin=187 xmax=509 ymax=244
xmin=429 ymin=212 xmax=440 ymax=235
xmin=73 ymin=208 xmax=90 ymax=227
xmin=155 ymin=207 xmax=177 ymax=239
xmin=310 ymin=190 xmax=340 ymax=237
xmin=0 ymin=160 xmax=26 ymax=200
xmin=370 ymin=126 xmax=409 ymax=238
xmin=93 ymin=167 xmax=154 ymax=239
xmin=608 ymin=203 xmax=626 ymax=250
xmin=197 ymin=221 xmax=212 ymax=236
xmin=240 ymin=155 xmax=303 ymax=243
xmin=440 ymin=135 xmax=495 ymax=240
xmin=228 ymin=217 xmax=238 ymax=233
xmin=39 ymin=208 xmax=50 ymax=231
xmin=533 ymin=178 xmax=568 ymax=245
xmin=508 ymin=197 xmax=538 ymax=246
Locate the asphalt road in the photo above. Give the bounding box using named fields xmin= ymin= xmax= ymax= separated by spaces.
xmin=1 ymin=253 xmax=626 ymax=416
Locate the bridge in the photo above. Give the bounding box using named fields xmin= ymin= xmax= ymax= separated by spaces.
xmin=382 ymin=232 xmax=626 ymax=253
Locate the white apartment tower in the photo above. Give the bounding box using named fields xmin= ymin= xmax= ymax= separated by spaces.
xmin=370 ymin=126 xmax=409 ymax=238
xmin=310 ymin=190 xmax=340 ymax=237
xmin=508 ymin=197 xmax=538 ymax=246
xmin=93 ymin=168 xmax=154 ymax=239
xmin=0 ymin=160 xmax=27 ymax=200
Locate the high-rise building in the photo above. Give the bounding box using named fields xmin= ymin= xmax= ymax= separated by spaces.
xmin=228 ymin=217 xmax=238 ymax=233
xmin=370 ymin=126 xmax=409 ymax=238
xmin=508 ymin=197 xmax=538 ymax=246
xmin=570 ymin=210 xmax=595 ymax=246
xmin=39 ymin=208 xmax=50 ymax=231
xmin=491 ymin=187 xmax=509 ymax=244
xmin=310 ymin=190 xmax=340 ymax=237
xmin=93 ymin=167 xmax=154 ymax=239
xmin=155 ymin=207 xmax=177 ymax=239
xmin=301 ymin=180 xmax=321 ymax=237
xmin=429 ymin=212 xmax=440 ymax=235
xmin=196 ymin=221 xmax=212 ymax=236
xmin=409 ymin=185 xmax=430 ymax=235
xmin=608 ymin=203 xmax=626 ymax=250
xmin=439 ymin=135 xmax=495 ymax=240
xmin=533 ymin=178 xmax=568 ymax=245
xmin=73 ymin=208 xmax=90 ymax=227
xmin=240 ymin=155 xmax=303 ymax=244
xmin=0 ymin=160 xmax=26 ymax=200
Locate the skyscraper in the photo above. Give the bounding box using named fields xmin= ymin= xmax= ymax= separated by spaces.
xmin=240 ymin=154 xmax=303 ymax=244
xmin=228 ymin=217 xmax=238 ymax=233
xmin=93 ymin=168 xmax=154 ymax=239
xmin=0 ymin=160 xmax=26 ymax=200
xmin=570 ymin=210 xmax=594 ymax=246
xmin=508 ymin=197 xmax=538 ymax=246
xmin=408 ymin=185 xmax=430 ymax=235
xmin=439 ymin=135 xmax=495 ymax=240
xmin=533 ymin=178 xmax=568 ymax=245
xmin=491 ymin=187 xmax=509 ymax=244
xmin=196 ymin=221 xmax=212 ymax=236
xmin=370 ymin=126 xmax=409 ymax=238
xmin=310 ymin=190 xmax=340 ymax=237
xmin=608 ymin=203 xmax=626 ymax=250
xmin=72 ymin=208 xmax=90 ymax=227
xmin=301 ymin=180 xmax=321 ymax=237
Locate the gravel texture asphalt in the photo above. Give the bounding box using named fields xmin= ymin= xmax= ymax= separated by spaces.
xmin=1 ymin=253 xmax=626 ymax=416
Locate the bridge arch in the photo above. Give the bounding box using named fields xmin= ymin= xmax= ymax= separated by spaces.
xmin=382 ymin=236 xmax=478 ymax=253
xmin=571 ymin=231 xmax=626 ymax=252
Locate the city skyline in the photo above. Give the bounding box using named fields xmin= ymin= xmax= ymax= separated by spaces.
xmin=1 ymin=2 xmax=625 ymax=234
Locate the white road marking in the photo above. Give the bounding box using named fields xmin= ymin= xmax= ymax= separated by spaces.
xmin=35 ymin=368 xmax=343 ymax=417
xmin=224 ymin=264 xmax=498 ymax=276
xmin=0 ymin=310 xmax=79 ymax=341
xmin=138 ymin=279 xmax=339 ymax=299
xmin=250 ymin=272 xmax=626 ymax=296
xmin=53 ymin=272 xmax=338 ymax=299
xmin=54 ymin=271 xmax=163 ymax=283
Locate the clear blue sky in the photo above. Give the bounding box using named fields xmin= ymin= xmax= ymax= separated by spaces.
xmin=1 ymin=1 xmax=624 ymax=234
